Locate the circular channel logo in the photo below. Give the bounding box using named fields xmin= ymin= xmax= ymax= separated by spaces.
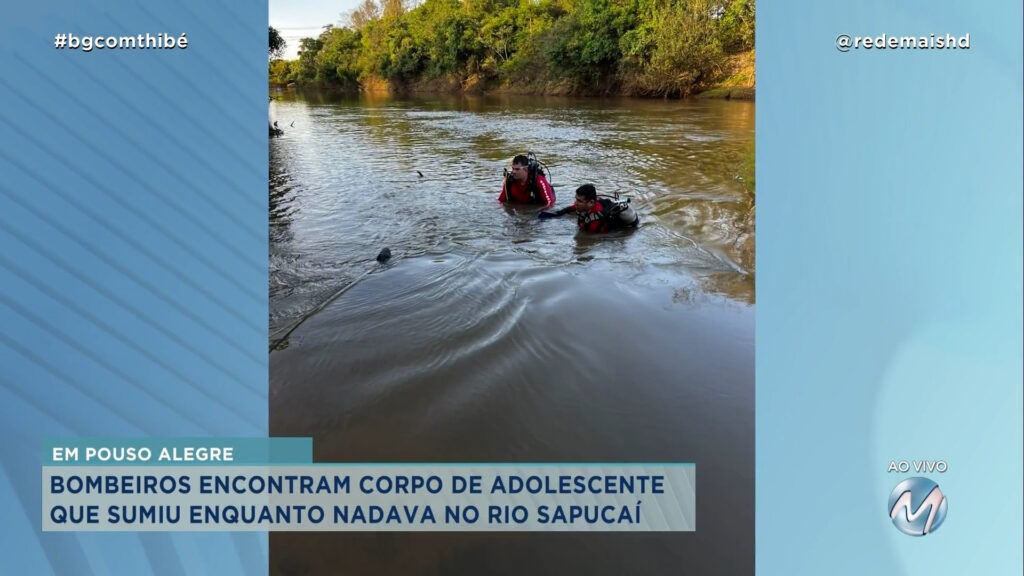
xmin=888 ymin=477 xmax=948 ymax=536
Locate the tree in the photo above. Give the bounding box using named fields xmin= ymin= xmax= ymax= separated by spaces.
xmin=716 ymin=0 xmax=754 ymax=52
xmin=296 ymin=35 xmax=326 ymax=81
xmin=316 ymin=27 xmax=364 ymax=86
xmin=269 ymin=26 xmax=286 ymax=60
xmin=347 ymin=0 xmax=381 ymax=30
xmin=268 ymin=0 xmax=750 ymax=97
xmin=639 ymin=0 xmax=726 ymax=96
xmin=382 ymin=0 xmax=407 ymax=20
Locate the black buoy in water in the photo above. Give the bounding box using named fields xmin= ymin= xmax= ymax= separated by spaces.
xmin=376 ymin=247 xmax=392 ymax=262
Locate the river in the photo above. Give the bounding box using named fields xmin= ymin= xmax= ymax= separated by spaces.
xmin=269 ymin=91 xmax=754 ymax=575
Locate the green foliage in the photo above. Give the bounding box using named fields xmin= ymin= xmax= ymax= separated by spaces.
xmin=717 ymin=0 xmax=754 ymax=52
xmin=544 ymin=0 xmax=640 ymax=89
xmin=269 ymin=59 xmax=292 ymax=84
xmin=498 ymin=2 xmax=561 ymax=83
xmin=272 ymin=0 xmax=752 ymax=96
xmin=295 ymin=35 xmax=325 ymax=82
xmin=358 ymin=20 xmax=388 ymax=77
xmin=636 ymin=0 xmax=726 ymax=96
xmin=316 ymin=27 xmax=363 ymax=86
xmin=408 ymin=0 xmax=480 ymax=77
xmin=380 ymin=21 xmax=422 ymax=80
xmin=478 ymin=7 xmax=517 ymax=68
xmin=269 ymin=26 xmax=286 ymax=60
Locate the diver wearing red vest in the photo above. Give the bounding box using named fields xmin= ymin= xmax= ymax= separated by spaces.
xmin=539 ymin=184 xmax=639 ymax=233
xmin=499 ymin=154 xmax=555 ymax=207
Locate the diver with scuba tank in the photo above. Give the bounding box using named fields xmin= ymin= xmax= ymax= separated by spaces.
xmin=539 ymin=184 xmax=639 ymax=233
xmin=499 ymin=154 xmax=555 ymax=207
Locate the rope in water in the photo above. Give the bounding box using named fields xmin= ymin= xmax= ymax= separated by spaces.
xmin=269 ymin=248 xmax=391 ymax=352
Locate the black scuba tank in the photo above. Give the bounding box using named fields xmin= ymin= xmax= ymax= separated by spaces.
xmin=602 ymin=195 xmax=639 ymax=227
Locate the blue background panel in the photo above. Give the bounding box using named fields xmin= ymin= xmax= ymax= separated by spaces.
xmin=1 ymin=0 xmax=268 ymax=574
xmin=758 ymin=1 xmax=1022 ymax=575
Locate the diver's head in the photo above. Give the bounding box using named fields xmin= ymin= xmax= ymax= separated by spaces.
xmin=510 ymin=154 xmax=530 ymax=184
xmin=574 ymin=184 xmax=598 ymax=214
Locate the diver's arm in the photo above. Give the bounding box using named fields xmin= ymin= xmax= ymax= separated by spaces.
xmin=538 ymin=205 xmax=574 ymax=219
xmin=498 ymin=180 xmax=509 ymax=203
xmin=535 ymin=175 xmax=555 ymax=207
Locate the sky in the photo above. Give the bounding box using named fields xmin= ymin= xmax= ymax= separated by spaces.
xmin=270 ymin=0 xmax=364 ymax=60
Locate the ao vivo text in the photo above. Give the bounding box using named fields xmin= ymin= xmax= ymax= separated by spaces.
xmin=887 ymin=460 xmax=947 ymax=473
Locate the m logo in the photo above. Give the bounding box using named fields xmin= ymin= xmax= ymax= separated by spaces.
xmin=888 ymin=477 xmax=948 ymax=536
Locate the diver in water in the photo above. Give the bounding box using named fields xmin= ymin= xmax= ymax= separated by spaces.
xmin=539 ymin=184 xmax=639 ymax=233
xmin=499 ymin=154 xmax=555 ymax=207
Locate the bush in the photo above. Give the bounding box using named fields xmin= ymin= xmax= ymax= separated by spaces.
xmin=633 ymin=0 xmax=726 ymax=97
xmin=269 ymin=60 xmax=290 ymax=84
xmin=717 ymin=0 xmax=754 ymax=53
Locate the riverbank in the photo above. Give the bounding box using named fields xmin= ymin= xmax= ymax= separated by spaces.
xmin=272 ymin=51 xmax=755 ymax=101
xmin=695 ymin=51 xmax=756 ymax=100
